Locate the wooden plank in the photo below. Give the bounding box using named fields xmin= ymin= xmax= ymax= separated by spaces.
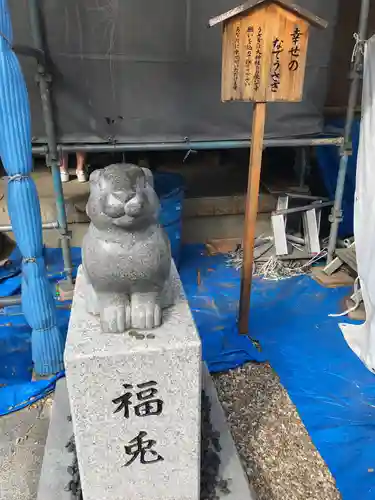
xmin=272 ymin=214 xmax=288 ymax=255
xmin=323 ymin=256 xmax=344 ymax=275
xmin=239 ymin=102 xmax=267 ymax=334
xmin=208 ymin=0 xmax=328 ymax=29
xmin=183 ymin=194 xmax=276 ymax=218
xmin=265 ymin=4 xmax=309 ymax=102
xmin=336 ymin=247 xmax=357 ymax=273
xmin=222 ymin=9 xmax=270 ymax=102
xmin=311 ymin=266 xmax=355 ymax=288
xmin=206 ymin=238 xmax=242 ymax=255
xmin=302 ymin=208 xmax=320 ymax=254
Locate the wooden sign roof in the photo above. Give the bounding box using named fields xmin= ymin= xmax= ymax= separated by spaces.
xmin=208 ymin=0 xmax=328 ymax=29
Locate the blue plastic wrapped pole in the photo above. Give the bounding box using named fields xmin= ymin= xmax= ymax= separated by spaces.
xmin=0 ymin=1 xmax=64 ymax=374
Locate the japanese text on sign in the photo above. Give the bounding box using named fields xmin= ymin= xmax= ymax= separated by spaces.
xmin=254 ymin=27 xmax=263 ymax=92
xmin=270 ymin=37 xmax=284 ymax=93
xmin=244 ymin=26 xmax=254 ymax=87
xmin=112 ymin=381 xmax=164 ymax=467
xmin=233 ymin=24 xmax=241 ymax=91
xmin=289 ymin=26 xmax=302 ymax=72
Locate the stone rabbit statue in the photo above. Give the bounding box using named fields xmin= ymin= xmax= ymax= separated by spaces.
xmin=82 ymin=163 xmax=172 ymax=333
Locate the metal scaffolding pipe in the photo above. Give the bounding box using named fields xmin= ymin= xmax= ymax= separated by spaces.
xmin=28 ymin=0 xmax=73 ymax=287
xmin=0 ymin=295 xmax=22 ymax=307
xmin=0 ymin=221 xmax=58 ymax=233
xmin=30 ymin=136 xmax=344 ymax=155
xmin=327 ymin=0 xmax=370 ymax=264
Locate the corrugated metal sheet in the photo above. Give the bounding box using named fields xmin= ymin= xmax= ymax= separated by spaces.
xmin=9 ymin=0 xmax=338 ymax=144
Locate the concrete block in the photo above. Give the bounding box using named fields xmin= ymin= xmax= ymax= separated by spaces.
xmin=202 ymin=365 xmax=257 ymax=500
xmin=64 ymin=265 xmax=202 ymax=500
xmin=37 ymin=379 xmax=72 ymax=500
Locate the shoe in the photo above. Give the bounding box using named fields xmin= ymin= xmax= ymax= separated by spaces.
xmin=60 ymin=170 xmax=70 ymax=183
xmin=76 ymin=169 xmax=88 ymax=183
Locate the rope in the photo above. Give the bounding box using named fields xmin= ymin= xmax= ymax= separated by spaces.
xmin=352 ymin=33 xmax=366 ymax=63
xmin=253 ymin=249 xmax=328 ymax=281
xmin=34 ymin=326 xmax=55 ymax=333
xmin=0 ymin=30 xmax=12 ymax=48
xmin=226 ymin=244 xmax=328 ymax=281
xmin=23 ymin=257 xmax=37 ymax=264
xmin=8 ymin=174 xmax=29 ymax=182
xmin=329 ymin=277 xmax=361 ymax=318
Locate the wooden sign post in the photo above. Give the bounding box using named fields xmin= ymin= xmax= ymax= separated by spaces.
xmin=209 ymin=0 xmax=327 ymax=334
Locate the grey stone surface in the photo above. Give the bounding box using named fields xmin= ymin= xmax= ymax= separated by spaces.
xmin=82 ymin=163 xmax=172 ymax=332
xmin=37 ymin=379 xmax=72 ymax=500
xmin=202 ymin=365 xmax=257 ymax=500
xmin=0 ymin=399 xmax=51 ymax=500
xmin=65 ymin=265 xmax=202 ymax=500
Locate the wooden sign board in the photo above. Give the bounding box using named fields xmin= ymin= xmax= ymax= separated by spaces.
xmin=209 ymin=0 xmax=327 ymax=335
xmin=221 ymin=3 xmax=309 ymax=102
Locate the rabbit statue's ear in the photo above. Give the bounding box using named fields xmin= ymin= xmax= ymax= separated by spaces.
xmin=89 ymin=169 xmax=102 ymax=184
xmin=142 ymin=167 xmax=154 ymax=188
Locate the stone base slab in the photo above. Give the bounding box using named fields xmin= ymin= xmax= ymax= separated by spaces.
xmin=37 ymin=370 xmax=256 ymax=500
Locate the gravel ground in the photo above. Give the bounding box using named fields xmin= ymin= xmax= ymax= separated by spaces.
xmin=214 ymin=363 xmax=341 ymax=500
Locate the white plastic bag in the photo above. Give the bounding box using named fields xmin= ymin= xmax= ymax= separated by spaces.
xmin=340 ymin=35 xmax=375 ymax=374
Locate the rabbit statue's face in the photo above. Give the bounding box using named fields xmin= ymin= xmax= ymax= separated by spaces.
xmin=86 ymin=164 xmax=160 ymax=230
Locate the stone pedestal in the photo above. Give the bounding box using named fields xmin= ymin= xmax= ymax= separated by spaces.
xmin=64 ymin=265 xmax=201 ymax=500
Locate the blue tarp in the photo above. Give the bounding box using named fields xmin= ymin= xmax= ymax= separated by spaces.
xmin=0 ymin=247 xmax=81 ymax=412
xmin=1 ymin=244 xmax=375 ymax=499
xmin=183 ymin=246 xmax=375 ymax=500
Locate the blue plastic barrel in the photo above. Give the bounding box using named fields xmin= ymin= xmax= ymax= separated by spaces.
xmin=154 ymin=172 xmax=184 ymax=267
